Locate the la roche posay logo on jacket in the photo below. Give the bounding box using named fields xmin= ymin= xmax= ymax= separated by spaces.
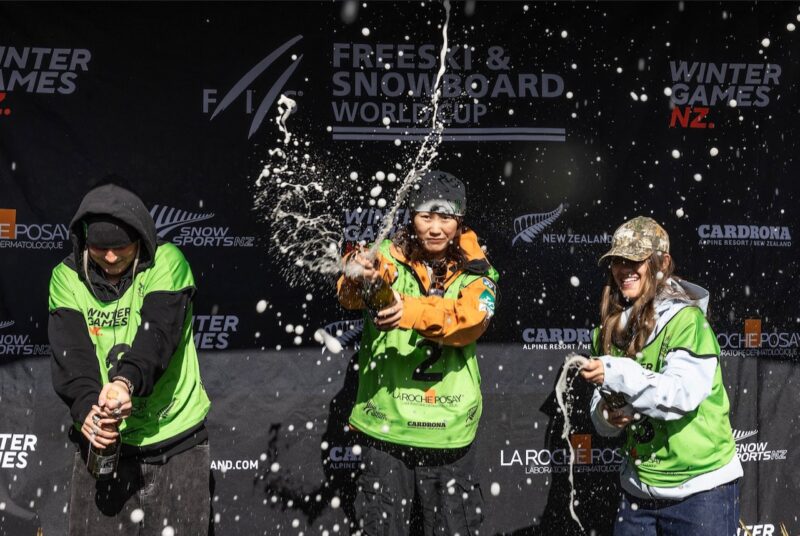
xmin=149 ymin=204 xmax=255 ymax=248
xmin=0 ymin=208 xmax=69 ymax=250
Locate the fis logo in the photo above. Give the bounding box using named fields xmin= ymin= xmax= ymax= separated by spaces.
xmin=202 ymin=35 xmax=304 ymax=139
xmin=150 ymin=204 xmax=255 ymax=248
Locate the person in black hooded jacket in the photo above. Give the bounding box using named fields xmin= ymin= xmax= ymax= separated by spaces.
xmin=48 ymin=183 xmax=211 ymax=535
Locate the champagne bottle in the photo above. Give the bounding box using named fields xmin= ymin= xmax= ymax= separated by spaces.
xmin=363 ymin=277 xmax=396 ymax=314
xmin=599 ymin=389 xmax=627 ymax=410
xmin=87 ymin=388 xmax=120 ymax=480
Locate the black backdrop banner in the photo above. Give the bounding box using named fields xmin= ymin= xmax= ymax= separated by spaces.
xmin=1 ymin=2 xmax=798 ymax=535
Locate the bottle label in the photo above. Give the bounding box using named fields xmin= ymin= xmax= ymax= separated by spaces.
xmin=97 ymin=454 xmax=116 ymax=474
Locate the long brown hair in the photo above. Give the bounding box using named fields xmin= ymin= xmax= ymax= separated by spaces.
xmin=599 ymin=252 xmax=676 ymax=356
xmin=392 ymin=215 xmax=468 ymax=268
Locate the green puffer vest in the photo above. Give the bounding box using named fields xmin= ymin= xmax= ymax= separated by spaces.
xmin=349 ymin=240 xmax=498 ymax=448
xmin=591 ymin=306 xmax=736 ymax=487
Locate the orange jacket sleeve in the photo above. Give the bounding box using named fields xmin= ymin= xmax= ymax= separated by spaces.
xmin=398 ymin=276 xmax=497 ymax=347
xmin=336 ymin=251 xmax=398 ymax=310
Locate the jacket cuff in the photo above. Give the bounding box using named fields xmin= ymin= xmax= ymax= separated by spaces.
xmin=600 ymin=355 xmax=626 ymax=393
xmin=398 ymin=295 xmax=423 ymax=330
xmin=111 ymin=362 xmax=145 ymax=397
xmin=72 ymin=394 xmax=98 ymax=425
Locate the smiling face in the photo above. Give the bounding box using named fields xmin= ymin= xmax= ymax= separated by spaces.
xmin=609 ymin=252 xmax=672 ymax=301
xmin=88 ymin=242 xmax=139 ymax=283
xmin=610 ymin=257 xmax=649 ymax=300
xmin=412 ymin=212 xmax=460 ymax=260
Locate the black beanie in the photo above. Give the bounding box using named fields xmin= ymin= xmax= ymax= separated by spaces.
xmin=84 ymin=215 xmax=139 ymax=249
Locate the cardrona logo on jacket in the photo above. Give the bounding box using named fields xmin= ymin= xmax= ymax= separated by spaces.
xmin=150 ymin=204 xmax=255 ymax=248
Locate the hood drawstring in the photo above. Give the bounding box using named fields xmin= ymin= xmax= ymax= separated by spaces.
xmin=82 ymin=247 xmax=99 ymax=300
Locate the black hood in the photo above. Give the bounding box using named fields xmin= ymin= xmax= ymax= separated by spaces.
xmin=67 ymin=184 xmax=158 ymax=275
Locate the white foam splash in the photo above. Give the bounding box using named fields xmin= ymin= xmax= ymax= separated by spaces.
xmin=314 ymin=328 xmax=343 ymax=354
xmin=365 ymin=0 xmax=453 ymax=262
xmin=276 ymin=95 xmax=297 ymax=144
xmin=554 ymin=353 xmax=590 ymax=531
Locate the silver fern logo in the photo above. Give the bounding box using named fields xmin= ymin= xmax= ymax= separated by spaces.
xmin=512 ymin=204 xmax=566 ymax=246
xmin=732 ymin=429 xmax=758 ymax=442
xmin=324 ymin=319 xmax=364 ymax=347
xmin=150 ymin=205 xmax=215 ymax=238
xmin=0 ymin=320 xmax=14 ymax=330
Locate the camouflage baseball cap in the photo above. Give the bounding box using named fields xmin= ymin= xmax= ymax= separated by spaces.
xmin=598 ymin=216 xmax=670 ymax=266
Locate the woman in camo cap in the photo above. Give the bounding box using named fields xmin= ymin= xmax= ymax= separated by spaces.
xmin=580 ymin=216 xmax=742 ymax=536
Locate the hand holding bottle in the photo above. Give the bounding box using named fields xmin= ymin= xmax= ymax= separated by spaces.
xmin=344 ymin=247 xmax=380 ymax=284
xmin=373 ymin=290 xmax=403 ymax=331
xmin=82 ymin=404 xmax=119 ymax=450
xmin=580 ymin=358 xmax=605 ymax=385
xmin=99 ymin=379 xmax=133 ymax=420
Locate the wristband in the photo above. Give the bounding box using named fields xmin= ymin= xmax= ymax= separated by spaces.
xmin=110 ymin=376 xmax=134 ymax=397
